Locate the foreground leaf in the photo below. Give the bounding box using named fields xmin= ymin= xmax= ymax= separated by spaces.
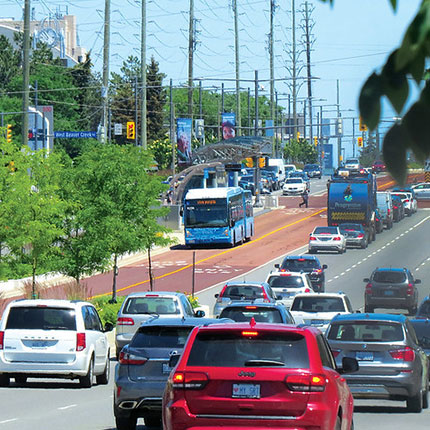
xmin=359 ymin=73 xmax=382 ymax=130
xmin=382 ymin=124 xmax=408 ymax=185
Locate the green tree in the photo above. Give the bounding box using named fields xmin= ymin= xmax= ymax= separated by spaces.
xmin=0 ymin=35 xmax=20 ymax=93
xmin=322 ymin=0 xmax=430 ymax=183
xmin=283 ymin=138 xmax=317 ymax=163
xmin=359 ymin=133 xmax=379 ymax=167
xmin=148 ymin=137 xmax=173 ymax=170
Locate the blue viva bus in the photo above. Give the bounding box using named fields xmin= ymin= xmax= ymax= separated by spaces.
xmin=183 ymin=187 xmax=254 ymax=246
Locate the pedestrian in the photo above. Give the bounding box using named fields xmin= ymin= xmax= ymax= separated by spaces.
xmin=299 ymin=189 xmax=309 ymax=208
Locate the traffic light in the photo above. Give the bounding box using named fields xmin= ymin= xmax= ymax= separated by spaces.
xmin=336 ymin=118 xmax=343 ymax=136
xmin=296 ymin=131 xmax=301 ymax=140
xmin=244 ymin=157 xmax=253 ymax=168
xmin=258 ymin=157 xmax=266 ymax=168
xmin=314 ymin=136 xmax=318 ymax=146
xmin=126 ymin=121 xmax=135 ymax=139
xmin=359 ymin=116 xmax=368 ymax=132
xmin=6 ymin=124 xmax=12 ymax=143
xmin=357 ymin=137 xmax=363 ymax=147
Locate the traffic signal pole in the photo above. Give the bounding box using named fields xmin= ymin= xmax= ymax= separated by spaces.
xmin=22 ymin=0 xmax=31 ymax=148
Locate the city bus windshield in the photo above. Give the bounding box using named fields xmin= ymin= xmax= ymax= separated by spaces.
xmin=185 ymin=199 xmax=228 ymax=228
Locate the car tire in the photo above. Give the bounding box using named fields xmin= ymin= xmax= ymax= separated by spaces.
xmin=15 ymin=375 xmax=27 ymax=385
xmin=79 ymin=357 xmax=94 ymax=388
xmin=144 ymin=414 xmax=162 ymax=428
xmin=361 ymin=240 xmax=367 ymax=249
xmin=423 ymin=386 xmax=429 ymax=409
xmin=96 ymin=355 xmax=110 ymax=385
xmin=334 ymin=416 xmax=342 ymax=430
xmin=0 ymin=374 xmax=10 ymax=387
xmin=407 ymin=389 xmax=423 ymax=413
xmin=115 ymin=415 xmax=137 ymax=430
xmin=364 ymin=305 xmax=373 ymax=313
xmin=409 ymin=305 xmax=418 ymax=316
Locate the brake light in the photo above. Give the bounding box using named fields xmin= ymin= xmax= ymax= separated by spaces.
xmin=405 ymin=199 xmax=409 ymax=202
xmin=357 ymin=234 xmax=364 ymax=238
xmin=0 ymin=331 xmax=4 ymax=350
xmin=331 ymin=349 xmax=340 ymax=358
xmin=365 ymin=283 xmax=372 ymax=294
xmin=333 ymin=237 xmax=341 ymax=241
xmin=145 ymin=294 xmax=159 ymax=297
xmin=172 ymin=372 xmax=208 ymax=389
xmin=119 ymin=351 xmax=148 ymax=365
xmin=393 ymin=205 xmax=398 ymax=209
xmin=309 ymin=236 xmax=316 ymax=241
xmin=117 ymin=317 xmax=134 ymax=326
xmin=280 ymin=273 xmax=292 ymax=276
xmin=313 ymin=268 xmax=323 ymax=273
xmin=304 ymin=288 xmax=311 ymax=293
xmin=76 ymin=333 xmax=86 ymax=351
xmin=242 ymin=331 xmax=259 ymax=336
xmin=245 ymin=306 xmax=257 ymax=309
xmin=298 ymin=258 xmax=306 ymax=261
xmin=389 ymin=347 xmax=415 ymax=362
xmin=387 ymin=208 xmax=391 ymax=214
xmin=261 ymin=289 xmax=270 ymax=302
xmin=285 ymin=374 xmax=326 ymax=392
xmin=280 ymin=268 xmax=287 ymax=272
xmin=406 ymin=283 xmax=414 ymax=296
xmin=217 ymin=285 xmax=228 ymax=302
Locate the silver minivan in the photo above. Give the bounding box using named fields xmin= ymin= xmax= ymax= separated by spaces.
xmin=376 ymin=191 xmax=394 ymax=229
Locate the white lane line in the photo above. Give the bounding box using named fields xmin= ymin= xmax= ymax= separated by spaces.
xmin=58 ymin=405 xmax=77 ymax=411
xmin=400 ymin=233 xmax=404 ymax=237
xmin=0 ymin=419 xmax=18 ymax=424
xmin=340 ymin=272 xmax=345 ymax=276
xmin=334 ymin=275 xmax=339 ymax=279
xmin=328 ymin=279 xmax=333 ymax=283
xmin=390 ymin=240 xmax=395 ymax=244
xmin=363 ymin=257 xmax=368 ymax=261
xmin=352 ymin=264 xmax=357 ymax=268
xmin=395 ymin=236 xmax=400 ymax=240
xmin=346 ymin=268 xmax=351 ymax=272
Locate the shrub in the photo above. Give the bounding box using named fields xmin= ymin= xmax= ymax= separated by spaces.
xmin=91 ymin=295 xmax=125 ymax=326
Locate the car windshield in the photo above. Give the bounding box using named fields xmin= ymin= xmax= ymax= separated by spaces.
xmin=372 ymin=271 xmax=407 ymax=283
xmin=132 ymin=326 xmax=193 ymax=348
xmin=327 ymin=322 xmax=404 ymax=342
xmin=223 ymin=285 xmax=265 ymax=300
xmin=291 ymin=297 xmax=345 ymax=313
xmin=6 ymin=307 xmax=76 ymax=330
xmin=187 ymin=331 xmax=309 ymax=367
xmin=345 ymin=159 xmax=359 ymax=164
xmin=219 ymin=307 xmax=283 ymax=323
xmin=185 ymin=199 xmax=228 ymax=228
xmin=314 ymin=227 xmax=338 ymax=234
xmin=267 ymin=275 xmax=304 ymax=288
xmin=286 ymin=179 xmax=302 ymax=184
xmin=281 ymin=258 xmax=319 ymax=271
xmin=123 ymin=297 xmax=180 ymax=315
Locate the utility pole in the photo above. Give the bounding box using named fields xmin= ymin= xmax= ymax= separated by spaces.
xmin=141 ymin=0 xmax=147 ymax=149
xmin=233 ymin=0 xmax=241 ymax=136
xmin=337 ymin=79 xmax=342 ymax=167
xmin=304 ymin=1 xmax=314 ymax=146
xmin=352 ymin=117 xmax=355 ymax=158
xmin=291 ymin=0 xmax=297 ymax=139
xmin=187 ymin=0 xmax=195 ymax=120
xmin=254 ymin=70 xmax=259 ymax=136
xmin=247 ymin=87 xmax=251 ymax=136
xmin=269 ymin=0 xmax=275 ymax=154
xmin=134 ymin=76 xmax=138 ymax=146
xmin=22 ymin=0 xmax=31 ymax=148
xmin=102 ymin=0 xmax=110 ymax=144
xmin=275 ymin=91 xmax=279 ymax=156
xmin=170 ymin=79 xmax=176 ymax=176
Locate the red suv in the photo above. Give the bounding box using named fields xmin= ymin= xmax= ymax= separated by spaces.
xmin=163 ymin=321 xmax=358 ymax=430
xmin=372 ymin=160 xmax=386 ymax=173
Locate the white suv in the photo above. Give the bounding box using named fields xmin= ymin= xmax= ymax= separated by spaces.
xmin=0 ymin=299 xmax=112 ymax=388
xmin=265 ymin=271 xmax=314 ymax=308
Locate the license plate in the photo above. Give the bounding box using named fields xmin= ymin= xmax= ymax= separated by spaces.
xmin=311 ymin=319 xmax=325 ymax=326
xmin=31 ymin=341 xmax=48 ymax=348
xmin=384 ymin=290 xmax=394 ymax=296
xmin=356 ymin=351 xmax=374 ymax=361
xmin=232 ymin=383 xmax=261 ymax=399
xmin=162 ymin=363 xmax=172 ymax=374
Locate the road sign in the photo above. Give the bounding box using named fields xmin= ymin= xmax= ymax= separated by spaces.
xmin=114 ymin=123 xmax=123 ymax=136
xmin=54 ymin=131 xmax=98 ymax=139
xmin=126 ymin=121 xmax=135 ymax=139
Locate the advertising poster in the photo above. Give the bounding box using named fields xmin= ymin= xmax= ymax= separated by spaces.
xmin=222 ymin=112 xmax=236 ymax=140
xmin=265 ymin=119 xmax=274 ymax=137
xmin=176 ymin=118 xmax=193 ymax=163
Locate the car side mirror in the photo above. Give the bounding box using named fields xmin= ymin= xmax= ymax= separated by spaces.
xmin=214 ymin=293 xmax=219 ymax=298
xmin=274 ymin=263 xmax=280 ymax=269
xmin=363 ymin=278 xmax=370 ymax=283
xmin=339 ymin=357 xmax=359 ymax=374
xmin=194 ymin=310 xmax=205 ymax=318
xmin=104 ymin=322 xmax=114 ymax=332
xmin=415 ymin=279 xmax=422 ymax=284
xmin=169 ymin=353 xmax=181 ymax=368
xmin=322 ymin=264 xmax=328 ymax=269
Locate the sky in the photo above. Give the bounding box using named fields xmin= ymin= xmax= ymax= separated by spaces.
xmin=0 ymin=0 xmax=423 ymax=160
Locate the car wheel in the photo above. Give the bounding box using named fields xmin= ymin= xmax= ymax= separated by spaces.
xmin=409 ymin=305 xmax=418 ymax=316
xmin=423 ymin=385 xmax=429 ymax=409
xmin=361 ymin=240 xmax=367 ymax=249
xmin=115 ymin=415 xmax=137 ymax=430
xmin=96 ymin=355 xmax=110 ymax=385
xmin=79 ymin=357 xmax=94 ymax=388
xmin=364 ymin=305 xmax=373 ymax=313
xmin=407 ymin=389 xmax=423 ymax=413
xmin=0 ymin=374 xmax=10 ymax=387
xmin=144 ymin=414 xmax=162 ymax=428
xmin=15 ymin=375 xmax=27 ymax=385
xmin=334 ymin=416 xmax=342 ymax=430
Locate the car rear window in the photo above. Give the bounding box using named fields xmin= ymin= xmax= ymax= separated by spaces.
xmin=281 ymin=258 xmax=319 ymax=271
xmin=123 ymin=297 xmax=180 ymax=315
xmin=132 ymin=326 xmax=193 ymax=348
xmin=6 ymin=307 xmax=76 ymax=330
xmin=291 ymin=297 xmax=345 ymax=313
xmin=314 ymin=227 xmax=338 ymax=234
xmin=219 ymin=307 xmax=283 ymax=323
xmin=286 ymin=178 xmax=302 ymax=184
xmin=187 ymin=331 xmax=309 ymax=367
xmin=267 ymin=275 xmax=304 ymax=288
xmin=410 ymin=322 xmax=430 ymax=347
xmin=327 ymin=322 xmax=404 ymax=342
xmin=339 ymin=224 xmax=361 ymax=231
xmin=372 ymin=271 xmax=407 ymax=283
xmin=222 ymin=285 xmax=264 ymax=299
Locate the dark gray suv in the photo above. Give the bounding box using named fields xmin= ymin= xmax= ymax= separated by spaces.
xmin=113 ymin=317 xmax=227 ymax=430
xmin=326 ymin=313 xmax=429 ymax=412
xmin=364 ymin=267 xmax=421 ymax=314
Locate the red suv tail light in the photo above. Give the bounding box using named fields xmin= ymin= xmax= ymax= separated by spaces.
xmin=389 ymin=347 xmax=415 ymax=362
xmin=76 ymin=333 xmax=86 ymax=351
xmin=357 ymin=234 xmax=364 ymax=238
xmin=119 ymin=351 xmax=148 ymax=365
xmin=117 ymin=317 xmax=134 ymax=326
xmin=365 ymin=283 xmax=372 ymax=294
xmin=172 ymin=371 xmax=208 ymax=390
xmin=309 ymin=236 xmax=316 ymax=241
xmin=406 ymin=283 xmax=414 ymax=296
xmin=216 ymin=285 xmax=228 ymax=303
xmin=333 ymin=237 xmax=341 ymax=241
xmin=285 ymin=374 xmax=326 ymax=392
xmin=0 ymin=331 xmax=4 ymax=350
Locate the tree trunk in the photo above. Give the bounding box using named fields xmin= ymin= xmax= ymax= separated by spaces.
xmin=111 ymin=253 xmax=118 ymax=303
xmin=148 ymin=247 xmax=154 ymax=291
xmin=32 ymin=256 xmax=37 ymax=299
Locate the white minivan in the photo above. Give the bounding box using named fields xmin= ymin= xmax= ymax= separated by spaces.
xmin=376 ymin=191 xmax=394 ymax=229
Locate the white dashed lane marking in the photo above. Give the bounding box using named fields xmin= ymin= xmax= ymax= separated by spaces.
xmin=58 ymin=405 xmax=77 ymax=411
